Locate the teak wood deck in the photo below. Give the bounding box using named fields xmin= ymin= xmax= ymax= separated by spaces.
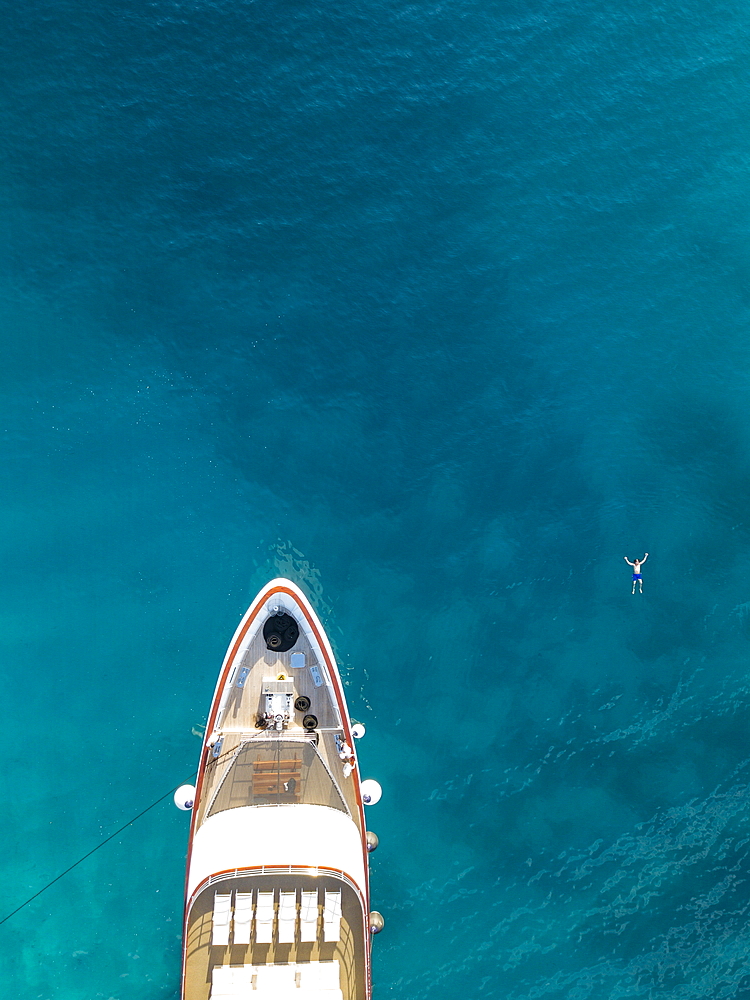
xmin=194 ymin=626 xmax=360 ymax=827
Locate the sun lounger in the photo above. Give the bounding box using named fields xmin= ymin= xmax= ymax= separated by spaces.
xmin=209 ymin=964 xmax=235 ymax=997
xmin=255 ymin=890 xmax=275 ymax=943
xmin=278 ymin=890 xmax=297 ymax=943
xmin=323 ymin=889 xmax=341 ymax=943
xmin=210 ymin=964 xmax=254 ymax=998
xmin=298 ymin=959 xmax=341 ymax=991
xmin=252 ymin=994 xmax=342 ymax=1000
xmin=317 ymin=960 xmax=342 ymax=991
xmin=233 ymin=892 xmax=253 ymax=945
xmin=212 ymin=892 xmax=232 ymax=946
xmin=211 ymin=966 xmax=234 ymax=990
xmin=300 ymin=889 xmax=319 ymax=942
xmin=234 ymin=965 xmax=254 ymax=986
xmin=254 ymin=964 xmax=296 ymax=991
xmin=295 ymin=991 xmax=344 ymax=1000
xmin=251 ymin=993 xmax=300 ymax=1000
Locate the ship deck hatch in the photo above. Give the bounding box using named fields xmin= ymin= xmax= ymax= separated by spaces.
xmin=205 ymin=738 xmax=349 ymax=820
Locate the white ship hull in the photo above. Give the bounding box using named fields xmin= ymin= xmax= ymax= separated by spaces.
xmin=180 ymin=579 xmax=374 ymax=1000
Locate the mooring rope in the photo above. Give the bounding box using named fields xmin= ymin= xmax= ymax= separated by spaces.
xmin=0 ymin=737 xmax=250 ymax=928
xmin=0 ymin=735 xmax=281 ymax=927
xmin=0 ymin=771 xmax=197 ymax=927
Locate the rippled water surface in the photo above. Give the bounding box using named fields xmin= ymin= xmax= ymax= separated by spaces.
xmin=1 ymin=0 xmax=749 ymax=997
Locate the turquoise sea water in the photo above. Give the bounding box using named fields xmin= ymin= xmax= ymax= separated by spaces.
xmin=1 ymin=0 xmax=750 ymax=997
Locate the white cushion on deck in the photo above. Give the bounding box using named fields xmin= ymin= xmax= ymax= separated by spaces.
xmin=252 ymin=993 xmax=343 ymax=1000
xmin=323 ymin=889 xmax=341 ymax=943
xmin=212 ymin=893 xmax=232 ymax=946
xmin=255 ymin=964 xmax=296 ymax=990
xmin=299 ymin=889 xmax=319 ymax=942
xmin=255 ymin=891 xmax=275 ymax=944
xmin=233 ymin=892 xmax=253 ymax=945
xmin=251 ymin=993 xmax=298 ymax=1000
xmin=211 ymin=964 xmax=254 ymax=994
xmin=278 ymin=890 xmax=298 ymax=943
xmin=298 ymin=960 xmax=341 ymax=991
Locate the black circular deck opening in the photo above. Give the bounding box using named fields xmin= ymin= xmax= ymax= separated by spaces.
xmin=263 ymin=612 xmax=300 ymax=652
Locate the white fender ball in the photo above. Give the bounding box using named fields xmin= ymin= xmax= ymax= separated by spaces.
xmin=360 ymin=779 xmax=382 ymax=805
xmin=351 ymin=723 xmax=366 ymax=739
xmin=174 ymin=784 xmax=196 ymax=811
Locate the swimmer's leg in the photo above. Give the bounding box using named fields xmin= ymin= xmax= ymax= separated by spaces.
xmin=632 ymin=581 xmax=636 ymax=594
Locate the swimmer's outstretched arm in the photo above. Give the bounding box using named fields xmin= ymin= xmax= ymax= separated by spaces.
xmin=640 ymin=553 xmax=648 ymax=564
xmin=624 ymin=556 xmax=634 ymax=566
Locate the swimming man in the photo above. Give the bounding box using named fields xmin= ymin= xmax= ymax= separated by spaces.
xmin=624 ymin=553 xmax=648 ymax=594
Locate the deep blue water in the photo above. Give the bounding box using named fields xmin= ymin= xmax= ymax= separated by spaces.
xmin=1 ymin=0 xmax=750 ymax=997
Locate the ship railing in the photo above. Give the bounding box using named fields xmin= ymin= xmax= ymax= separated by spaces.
xmin=189 ymin=865 xmax=366 ymax=913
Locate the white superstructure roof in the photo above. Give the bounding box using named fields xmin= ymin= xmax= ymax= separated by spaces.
xmin=187 ymin=804 xmax=367 ymax=898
